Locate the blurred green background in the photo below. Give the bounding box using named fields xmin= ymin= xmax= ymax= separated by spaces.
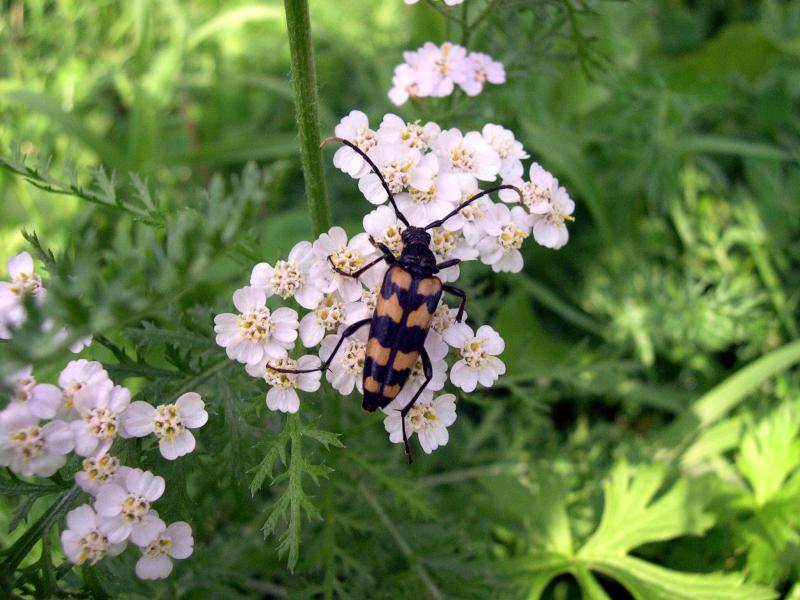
xmin=2 ymin=0 xmax=800 ymax=598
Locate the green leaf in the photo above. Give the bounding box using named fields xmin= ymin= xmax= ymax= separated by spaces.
xmin=736 ymin=403 xmax=800 ymax=506
xmin=518 ymin=461 xmax=777 ymax=600
xmin=657 ymin=339 xmax=800 ymax=456
xmin=586 ymin=555 xmax=776 ymax=600
xmin=0 ymin=486 xmax=80 ymax=575
xmin=580 ymin=462 xmax=713 ymax=556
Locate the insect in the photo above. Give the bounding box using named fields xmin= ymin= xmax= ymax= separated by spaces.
xmin=271 ymin=136 xmax=522 ymax=462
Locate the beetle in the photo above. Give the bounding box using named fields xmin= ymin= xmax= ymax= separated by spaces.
xmin=271 ymin=136 xmax=522 ymax=462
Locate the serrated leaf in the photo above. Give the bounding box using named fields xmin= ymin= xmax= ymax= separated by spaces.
xmin=580 ymin=462 xmax=714 ymax=556
xmin=301 ymin=426 xmax=345 ymax=450
xmin=736 ymin=404 xmax=800 ymax=506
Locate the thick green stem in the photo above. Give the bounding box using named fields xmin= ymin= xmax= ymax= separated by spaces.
xmin=284 ymin=0 xmax=331 ymax=237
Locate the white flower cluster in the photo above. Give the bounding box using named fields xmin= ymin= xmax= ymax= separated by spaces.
xmin=0 ymin=252 xmax=92 ymax=351
xmin=0 ymin=360 xmax=207 ymax=579
xmin=389 ymin=42 xmax=505 ymax=105
xmin=214 ymin=111 xmax=573 ymax=455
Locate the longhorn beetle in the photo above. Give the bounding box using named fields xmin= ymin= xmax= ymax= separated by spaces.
xmin=271 ymin=136 xmax=522 ymax=463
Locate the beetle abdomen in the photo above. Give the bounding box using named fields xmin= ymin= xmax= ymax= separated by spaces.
xmin=362 ymin=265 xmax=442 ymax=412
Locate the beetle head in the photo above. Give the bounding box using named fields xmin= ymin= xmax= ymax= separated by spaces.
xmin=401 ymin=226 xmax=431 ymax=248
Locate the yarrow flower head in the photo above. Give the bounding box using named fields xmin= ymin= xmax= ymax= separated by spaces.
xmin=444 ymin=324 xmax=506 ymax=392
xmin=310 ymin=226 xmax=379 ymax=302
xmin=5 ymin=365 xmax=61 ymax=420
xmin=58 ymin=359 xmax=113 ymax=416
xmin=332 ymin=110 xmax=378 ymax=177
xmin=135 ymin=521 xmax=194 ymax=580
xmin=61 ymin=505 xmax=127 ymax=566
xmin=388 ymin=42 xmax=504 ymax=106
xmin=0 ymin=252 xmax=46 ymax=338
xmin=320 ymin=326 xmax=368 ymax=396
xmin=76 ymin=454 xmax=130 ymax=495
xmin=123 ymin=393 xmax=208 ymax=460
xmin=214 ymin=287 xmax=299 ymax=365
xmin=71 ymin=384 xmax=131 ymax=458
xmin=246 ymin=355 xmax=322 ymax=413
xmin=476 ymin=204 xmax=532 ymax=273
xmin=383 ymin=392 xmax=457 ymax=454
xmin=250 ymin=241 xmax=323 ymax=309
xmin=0 ymin=403 xmax=73 ymax=476
xmin=95 ymin=468 xmax=166 ymax=545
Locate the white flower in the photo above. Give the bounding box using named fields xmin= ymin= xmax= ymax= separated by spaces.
xmin=299 ymin=292 xmax=352 ymax=348
xmin=71 ymin=384 xmax=131 ymax=458
xmin=377 ymin=114 xmax=440 ymax=151
xmin=460 ymin=52 xmax=506 ymax=96
xmin=0 ymin=252 xmax=46 ymax=339
xmin=250 ymin=241 xmax=323 ymax=309
xmin=395 ymin=170 xmax=462 ymax=227
xmin=0 ymin=403 xmax=73 ymax=476
xmin=383 ymin=392 xmax=457 ymax=454
xmin=363 ymin=205 xmax=406 ymax=258
xmin=58 ymin=359 xmax=113 ymax=415
xmin=499 ymin=162 xmax=558 ymax=214
xmin=388 ymin=63 xmax=424 ymax=106
xmin=95 ymin=468 xmax=166 ymax=545
xmin=76 ymin=454 xmax=131 ymax=495
xmin=310 ymin=227 xmax=378 ymax=302
xmin=358 ymin=142 xmax=436 ymax=204
xmin=481 ymin=124 xmax=528 ymax=179
xmin=441 ymin=178 xmax=495 ymax=245
xmin=123 ymin=393 xmax=208 ymax=460
xmin=5 ymin=366 xmax=61 ymax=420
xmin=214 ymin=287 xmax=299 ymax=365
xmin=320 ymin=327 xmax=368 ymax=395
xmin=332 ymin=110 xmax=378 ymax=178
xmin=415 ymin=42 xmax=469 ymax=97
xmin=444 ymin=323 xmax=506 ymax=392
xmin=61 ymin=505 xmax=126 ymax=566
xmin=428 ymin=301 xmax=465 ymax=349
xmin=135 ymin=521 xmax=193 ymax=580
xmin=394 ymin=349 xmax=449 ymax=407
xmin=532 ymin=185 xmax=575 ymax=250
xmin=476 ymin=204 xmax=532 ymax=273
xmin=246 ymin=355 xmax=321 ymax=413
xmin=429 ymin=227 xmax=478 ymax=282
xmin=69 ymin=334 xmax=94 ymax=353
xmin=433 ymin=128 xmax=501 ymax=184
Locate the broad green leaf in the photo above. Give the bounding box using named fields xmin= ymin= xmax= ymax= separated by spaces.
xmin=580 ymin=462 xmax=713 ymax=556
xmin=586 ymin=555 xmax=776 ymax=600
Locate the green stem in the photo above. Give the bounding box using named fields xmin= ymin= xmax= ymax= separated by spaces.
xmin=283 ymin=2 xmax=337 ymax=592
xmin=284 ymin=0 xmax=331 ymax=238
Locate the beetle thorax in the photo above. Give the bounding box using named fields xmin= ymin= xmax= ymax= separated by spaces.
xmin=400 ymin=227 xmax=436 ymax=274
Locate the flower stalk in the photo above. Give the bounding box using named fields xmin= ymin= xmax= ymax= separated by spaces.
xmin=284 ymin=0 xmax=331 ymax=237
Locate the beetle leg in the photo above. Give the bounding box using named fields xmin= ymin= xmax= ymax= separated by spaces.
xmin=327 ymin=254 xmax=388 ymax=279
xmin=368 ymin=236 xmax=397 ymax=262
xmin=266 ymin=318 xmax=372 ymax=374
xmin=442 ymin=284 xmax=467 ymax=323
xmin=435 ymin=258 xmax=461 ymax=271
xmin=397 ymin=347 xmax=433 ymax=464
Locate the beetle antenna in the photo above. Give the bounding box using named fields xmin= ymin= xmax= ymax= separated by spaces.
xmin=321 ymin=136 xmax=410 ymax=227
xmin=423 ymin=184 xmax=523 ymax=230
